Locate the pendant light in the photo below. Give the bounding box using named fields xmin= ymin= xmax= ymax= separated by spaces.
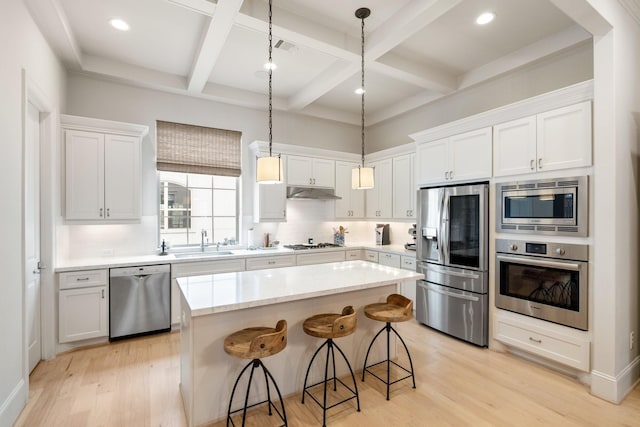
xmin=256 ymin=0 xmax=282 ymax=184
xmin=352 ymin=7 xmax=374 ymax=190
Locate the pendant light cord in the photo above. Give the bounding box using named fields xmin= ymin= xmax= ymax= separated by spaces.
xmin=360 ymin=13 xmax=366 ymax=168
xmin=268 ymin=0 xmax=273 ymax=157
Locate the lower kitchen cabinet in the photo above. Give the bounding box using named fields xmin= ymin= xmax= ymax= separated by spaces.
xmin=494 ymin=310 xmax=590 ymax=371
xmin=345 ymin=249 xmax=363 ymax=260
xmin=400 ymin=255 xmax=417 ymax=305
xmin=246 ymin=255 xmax=296 ymax=270
xmin=378 ymin=252 xmax=401 ymax=268
xmin=296 ymin=250 xmax=345 ymax=266
xmin=363 ymin=250 xmax=379 ymax=263
xmin=58 ymin=269 xmax=109 ymax=343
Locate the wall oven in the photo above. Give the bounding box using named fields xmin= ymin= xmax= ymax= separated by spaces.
xmin=495 ymin=239 xmax=588 ymax=330
xmin=496 ymin=175 xmax=588 ymax=236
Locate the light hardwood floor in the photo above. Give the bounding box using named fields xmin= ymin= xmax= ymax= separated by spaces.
xmin=15 ymin=320 xmax=640 ymax=427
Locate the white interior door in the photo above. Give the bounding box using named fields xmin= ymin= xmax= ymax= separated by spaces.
xmin=25 ymin=101 xmax=41 ymax=373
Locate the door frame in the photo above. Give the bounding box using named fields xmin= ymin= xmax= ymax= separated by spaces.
xmin=22 ymin=69 xmax=57 ymax=387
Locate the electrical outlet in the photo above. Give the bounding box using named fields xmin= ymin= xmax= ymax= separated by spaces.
xmin=630 ymin=331 xmax=635 ymax=350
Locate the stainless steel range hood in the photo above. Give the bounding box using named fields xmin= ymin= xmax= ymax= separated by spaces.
xmin=286 ymin=186 xmax=342 ymax=200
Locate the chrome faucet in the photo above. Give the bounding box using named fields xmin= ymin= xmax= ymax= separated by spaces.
xmin=201 ymin=229 xmax=208 ymax=252
xmin=216 ymin=242 xmax=220 ymax=251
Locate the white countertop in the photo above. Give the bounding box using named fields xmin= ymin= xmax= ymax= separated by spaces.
xmin=54 ymin=245 xmax=416 ymax=272
xmin=177 ymin=260 xmax=424 ymax=317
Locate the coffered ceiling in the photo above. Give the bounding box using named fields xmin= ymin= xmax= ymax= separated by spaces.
xmin=26 ymin=0 xmax=592 ymax=125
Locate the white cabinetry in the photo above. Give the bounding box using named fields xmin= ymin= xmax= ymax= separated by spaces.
xmin=366 ymin=158 xmax=393 ymax=218
xmin=287 ymin=155 xmax=335 ymax=188
xmin=345 ymin=249 xmax=363 ymax=260
xmin=59 ymin=269 xmax=108 ymax=343
xmin=246 ymin=255 xmax=296 ymax=270
xmin=296 ymin=250 xmax=345 ymax=266
xmin=171 ymin=258 xmax=246 ymax=325
xmin=493 ymin=101 xmax=592 ymax=177
xmin=364 ymin=250 xmax=379 ymax=263
xmin=254 ymin=182 xmax=286 ymax=222
xmin=400 ymin=255 xmax=417 ymax=305
xmin=62 ymin=115 xmax=147 ymax=220
xmin=417 ymin=127 xmax=492 ymax=186
xmin=393 ymin=154 xmax=416 ymax=219
xmin=335 ymin=161 xmax=365 ymax=218
xmin=494 ymin=310 xmax=590 ymax=371
xmin=378 ymin=252 xmax=400 ymax=268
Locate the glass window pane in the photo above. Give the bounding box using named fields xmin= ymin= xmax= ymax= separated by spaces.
xmin=213 ymin=217 xmax=237 ymax=243
xmin=188 ymin=173 xmax=213 ymax=188
xmin=214 ymin=175 xmax=236 ymax=189
xmin=190 ymin=189 xmax=213 ymax=216
xmin=213 ymin=189 xmax=236 ymax=216
xmin=160 ymin=171 xmax=187 ymax=187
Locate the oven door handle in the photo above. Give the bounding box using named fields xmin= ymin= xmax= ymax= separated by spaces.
xmin=496 ymin=254 xmax=582 ymax=271
xmin=419 ymin=281 xmax=480 ymax=302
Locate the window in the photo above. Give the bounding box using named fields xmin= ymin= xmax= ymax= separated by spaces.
xmin=156 ymin=120 xmax=241 ymax=247
xmin=159 ymin=172 xmax=238 ymax=246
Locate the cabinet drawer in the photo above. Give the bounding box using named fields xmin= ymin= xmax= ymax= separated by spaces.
xmin=59 ymin=269 xmax=108 ymax=289
xmin=378 ymin=252 xmax=401 ymax=268
xmin=364 ymin=250 xmax=378 ymax=263
xmin=296 ymin=251 xmax=345 ymax=266
xmin=246 ymin=255 xmax=296 ymax=271
xmin=401 ymin=256 xmax=416 ymax=271
xmin=345 ymin=249 xmax=363 ymax=260
xmin=172 ymin=258 xmax=245 ymax=278
xmin=494 ymin=314 xmax=590 ymax=371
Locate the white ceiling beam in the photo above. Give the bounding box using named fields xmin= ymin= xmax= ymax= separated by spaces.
xmin=370 ymin=52 xmax=457 ymax=93
xmin=25 ymin=0 xmax=83 ymax=68
xmin=166 ymin=0 xmax=216 ymax=16
xmin=368 ymin=91 xmax=445 ymax=125
xmin=458 ymin=25 xmax=592 ymax=90
xmin=287 ymin=60 xmax=359 ymax=111
xmin=288 ymin=0 xmax=461 ymax=111
xmin=548 ymin=0 xmax=613 ymax=36
xmin=187 ymin=0 xmax=244 ymax=93
xmin=365 ymin=0 xmax=462 ymax=60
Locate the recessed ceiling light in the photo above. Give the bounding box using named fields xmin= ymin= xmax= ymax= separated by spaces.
xmin=476 ymin=12 xmax=495 ymax=25
xmin=263 ymin=61 xmax=277 ymax=71
xmin=109 ymin=18 xmax=130 ymax=31
xmin=354 ymin=87 xmax=365 ymax=95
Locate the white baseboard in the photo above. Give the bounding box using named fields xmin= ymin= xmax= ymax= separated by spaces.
xmin=0 ymin=378 xmax=27 ymax=427
xmin=591 ymin=355 xmax=640 ymax=403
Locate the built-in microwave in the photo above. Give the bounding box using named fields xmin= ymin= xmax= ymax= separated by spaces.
xmin=496 ymin=175 xmax=588 ymax=237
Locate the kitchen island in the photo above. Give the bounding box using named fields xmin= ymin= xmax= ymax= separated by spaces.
xmin=178 ymin=260 xmax=424 ymax=426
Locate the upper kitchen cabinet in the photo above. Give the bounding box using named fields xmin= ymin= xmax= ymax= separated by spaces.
xmin=287 ymin=155 xmax=335 ymax=188
xmin=417 ymin=127 xmax=492 ymax=186
xmin=254 ymin=181 xmax=286 ymax=222
xmin=335 ymin=161 xmax=365 ymax=218
xmin=493 ymin=101 xmax=592 ymax=177
xmin=62 ymin=115 xmax=148 ymax=220
xmin=366 ymin=158 xmax=393 ymax=219
xmin=393 ymin=153 xmax=416 ymax=219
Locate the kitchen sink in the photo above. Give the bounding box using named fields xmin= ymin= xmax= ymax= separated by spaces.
xmin=173 ymin=251 xmax=234 ymax=259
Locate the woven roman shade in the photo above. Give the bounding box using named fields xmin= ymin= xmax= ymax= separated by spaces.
xmin=156 ymin=120 xmax=241 ymax=177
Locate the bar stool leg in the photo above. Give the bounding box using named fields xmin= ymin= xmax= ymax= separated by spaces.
xmin=385 ymin=323 xmax=391 ymax=400
xmin=331 ymin=340 xmax=361 ymax=412
xmin=390 ymin=324 xmax=416 ymax=389
xmin=240 ymin=361 xmax=258 ymax=426
xmin=227 ymin=360 xmax=254 ymax=427
xmin=301 ymin=340 xmax=329 ymax=404
xmin=361 ymin=325 xmax=386 ymax=381
xmin=260 ymin=360 xmax=288 ymax=426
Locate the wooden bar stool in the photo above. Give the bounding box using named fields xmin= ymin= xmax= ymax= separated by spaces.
xmin=224 ymin=319 xmax=288 ymax=427
xmin=361 ymin=294 xmax=416 ymax=400
xmin=301 ymin=306 xmax=360 ymax=426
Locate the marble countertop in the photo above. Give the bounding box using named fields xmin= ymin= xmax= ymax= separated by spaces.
xmin=54 ymin=244 xmax=416 ymax=272
xmin=177 ymin=260 xmax=424 ymax=317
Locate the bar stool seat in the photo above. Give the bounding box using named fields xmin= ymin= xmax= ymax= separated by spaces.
xmin=301 ymin=306 xmax=360 ymax=426
xmin=362 ymin=294 xmax=416 ymax=400
xmin=224 ymin=320 xmax=288 ymax=427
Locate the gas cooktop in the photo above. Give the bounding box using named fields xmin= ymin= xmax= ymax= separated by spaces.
xmin=283 ymin=243 xmax=342 ymax=250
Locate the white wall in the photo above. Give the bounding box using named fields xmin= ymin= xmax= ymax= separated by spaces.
xmin=0 ymin=1 xmax=66 ymax=426
xmin=368 ymin=42 xmax=594 ymax=152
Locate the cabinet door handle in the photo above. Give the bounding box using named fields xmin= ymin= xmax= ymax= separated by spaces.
xmin=449 ymin=170 xmax=454 ymax=179
xmin=530 ymin=159 xmax=535 ymax=170
xmin=444 ymin=171 xmax=449 ymax=180
xmin=99 ymin=208 xmax=103 ymax=217
xmin=268 ymin=261 xmax=276 ymax=265
xmin=106 ymin=208 xmax=110 ymax=217
xmin=538 ymin=158 xmax=542 ymax=169
xmin=101 ymin=289 xmax=105 ymax=299
xmin=76 ymin=277 xmax=90 ymax=282
xmin=529 ymin=336 xmax=542 ymax=344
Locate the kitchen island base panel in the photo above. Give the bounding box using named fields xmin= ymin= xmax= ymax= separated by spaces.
xmin=180 ymin=285 xmax=399 ymax=427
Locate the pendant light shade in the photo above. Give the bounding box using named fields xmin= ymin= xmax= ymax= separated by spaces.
xmin=352 ymin=7 xmax=374 ymax=190
xmin=256 ymin=0 xmax=283 ymax=184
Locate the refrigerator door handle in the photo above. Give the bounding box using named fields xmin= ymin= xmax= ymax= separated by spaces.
xmin=419 ymin=281 xmax=480 ymax=302
xmin=440 ymin=191 xmax=450 ymax=264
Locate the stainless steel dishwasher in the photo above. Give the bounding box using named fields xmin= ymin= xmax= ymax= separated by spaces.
xmin=109 ymin=264 xmax=171 ymax=340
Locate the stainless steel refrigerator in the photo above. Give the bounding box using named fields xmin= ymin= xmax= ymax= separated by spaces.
xmin=416 ymin=182 xmax=489 ymax=346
